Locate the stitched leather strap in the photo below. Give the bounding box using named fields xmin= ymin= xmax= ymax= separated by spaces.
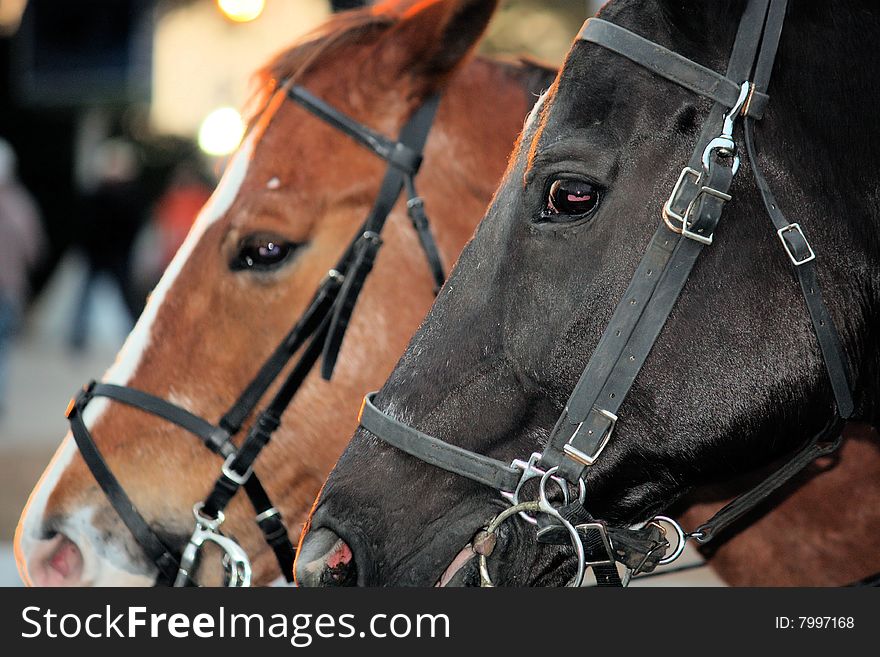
xmin=692 ymin=416 xmax=844 ymax=542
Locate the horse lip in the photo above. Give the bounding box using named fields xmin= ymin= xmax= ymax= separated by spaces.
xmin=435 ymin=544 xmax=477 ymax=587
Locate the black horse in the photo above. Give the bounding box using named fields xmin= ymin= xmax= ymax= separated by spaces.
xmin=297 ymin=0 xmax=880 ymax=586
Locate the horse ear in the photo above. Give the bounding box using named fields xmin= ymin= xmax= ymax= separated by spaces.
xmin=379 ymin=0 xmax=500 ymax=89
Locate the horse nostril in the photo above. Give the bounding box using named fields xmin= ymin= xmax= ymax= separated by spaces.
xmin=26 ymin=533 xmax=84 ymax=587
xmin=295 ymin=527 xmax=357 ymax=587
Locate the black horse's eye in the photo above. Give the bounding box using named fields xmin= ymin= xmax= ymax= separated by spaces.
xmin=543 ymin=178 xmax=600 ymax=222
xmin=231 ymin=235 xmax=299 ymax=272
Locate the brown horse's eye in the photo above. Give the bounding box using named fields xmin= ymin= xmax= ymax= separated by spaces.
xmin=231 ymin=234 xmax=299 ymax=272
xmin=543 ymin=178 xmax=600 ymax=222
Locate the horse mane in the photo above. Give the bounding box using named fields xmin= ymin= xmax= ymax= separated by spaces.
xmin=246 ymin=6 xmax=396 ymax=126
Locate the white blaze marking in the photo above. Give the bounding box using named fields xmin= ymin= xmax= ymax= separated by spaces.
xmin=16 ymin=131 xmax=257 ymax=584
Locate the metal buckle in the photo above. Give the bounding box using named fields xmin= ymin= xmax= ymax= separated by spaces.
xmin=575 ymin=522 xmax=616 ymax=567
xmin=662 ymin=166 xmax=700 ymax=233
xmin=362 ymin=230 xmax=383 ymax=245
xmin=662 ymin=167 xmax=731 ymax=246
xmin=254 ymin=506 xmax=280 ymax=523
xmin=222 ymin=454 xmax=253 ymax=486
xmin=777 ymin=223 xmax=816 ymax=266
xmin=563 ymin=408 xmax=617 ymax=467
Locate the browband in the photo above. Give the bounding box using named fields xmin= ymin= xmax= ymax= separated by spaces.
xmin=579 ymin=19 xmax=769 ymax=119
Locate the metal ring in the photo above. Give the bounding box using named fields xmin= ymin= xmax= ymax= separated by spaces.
xmin=478 ymin=498 xmax=586 ymax=588
xmin=505 ymin=454 xmax=583 ymax=525
xmin=652 ymin=515 xmax=688 ymax=565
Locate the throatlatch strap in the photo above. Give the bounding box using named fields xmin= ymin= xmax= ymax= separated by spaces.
xmin=693 ymin=417 xmax=844 ymax=542
xmin=740 ymin=0 xmax=852 ymax=418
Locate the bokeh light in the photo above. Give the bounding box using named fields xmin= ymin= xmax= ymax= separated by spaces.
xmin=197 ymin=107 xmax=245 ymax=156
xmin=217 ymin=0 xmax=265 ymax=24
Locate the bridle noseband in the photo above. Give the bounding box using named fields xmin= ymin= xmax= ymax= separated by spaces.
xmin=66 ymin=81 xmax=444 ymax=586
xmin=358 ymin=0 xmax=859 ymax=586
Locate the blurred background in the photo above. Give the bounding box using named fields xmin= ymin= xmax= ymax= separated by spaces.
xmin=0 ymin=0 xmax=601 ymax=585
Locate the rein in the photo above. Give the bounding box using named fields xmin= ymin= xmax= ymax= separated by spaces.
xmin=66 ymin=82 xmax=444 ymax=586
xmin=358 ymin=0 xmax=858 ymax=586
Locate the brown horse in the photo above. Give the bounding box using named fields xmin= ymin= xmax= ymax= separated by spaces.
xmin=15 ymin=0 xmax=555 ymax=586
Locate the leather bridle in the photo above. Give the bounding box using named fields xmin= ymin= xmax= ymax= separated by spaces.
xmin=357 ymin=0 xmax=859 ymax=586
xmin=65 ymin=81 xmax=443 ymax=586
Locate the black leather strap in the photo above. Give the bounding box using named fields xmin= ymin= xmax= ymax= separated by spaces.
xmin=321 ymin=94 xmax=442 ymax=379
xmin=287 ymin=85 xmax=423 ymax=175
xmin=543 ymin=164 xmax=734 ymax=483
xmin=92 ymin=383 xmax=224 ymax=449
xmin=202 ymin=315 xmax=334 ymax=521
xmin=72 ymin=383 xmax=296 ymax=583
xmin=740 ymin=0 xmax=852 ymax=419
xmin=579 ymin=18 xmax=769 ymax=119
xmin=692 ymin=416 xmax=844 ymax=542
xmin=219 ymin=271 xmax=344 ymax=434
xmin=67 ymin=389 xmax=184 ymax=585
xmin=359 ymin=392 xmax=522 ymax=491
xmin=405 ymin=175 xmax=446 ymax=294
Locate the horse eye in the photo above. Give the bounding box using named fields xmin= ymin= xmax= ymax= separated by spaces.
xmin=543 ymin=178 xmax=600 ymax=222
xmin=231 ymin=235 xmax=299 ymax=272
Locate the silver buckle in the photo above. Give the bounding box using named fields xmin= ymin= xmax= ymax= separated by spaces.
xmin=563 ymin=408 xmax=617 ymax=467
xmin=575 ymin=522 xmax=616 ymax=567
xmin=222 ymin=454 xmax=253 ymax=485
xmin=662 ymin=167 xmax=731 ymax=246
xmin=777 ymin=223 xmax=816 ymax=266
xmin=662 ymin=166 xmax=700 ymax=231
xmin=254 ymin=506 xmax=280 ymax=523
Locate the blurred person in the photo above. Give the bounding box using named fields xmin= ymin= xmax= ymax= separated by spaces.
xmin=0 ymin=138 xmax=45 ymax=415
xmin=69 ymin=139 xmax=146 ymax=352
